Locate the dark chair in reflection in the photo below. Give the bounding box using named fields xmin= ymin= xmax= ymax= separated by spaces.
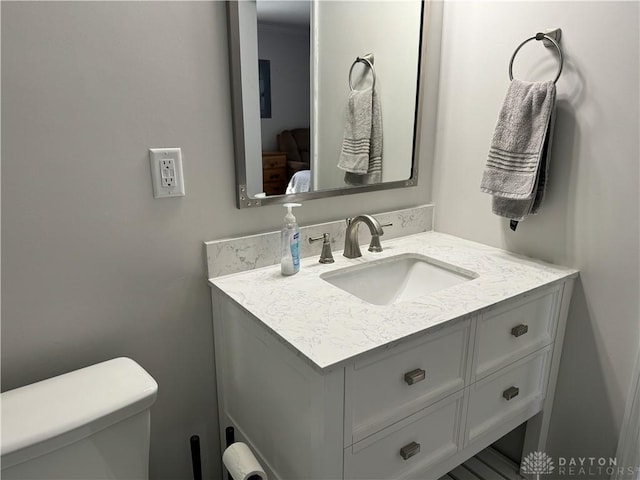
xmin=277 ymin=128 xmax=310 ymax=180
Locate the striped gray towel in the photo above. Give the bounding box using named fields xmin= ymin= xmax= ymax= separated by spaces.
xmin=481 ymin=79 xmax=556 ymax=227
xmin=338 ymin=88 xmax=383 ymax=184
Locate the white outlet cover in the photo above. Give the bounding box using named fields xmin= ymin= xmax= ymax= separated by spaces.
xmin=149 ymin=148 xmax=185 ymax=198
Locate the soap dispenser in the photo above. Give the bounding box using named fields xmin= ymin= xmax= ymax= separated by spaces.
xmin=281 ymin=203 xmax=301 ymax=276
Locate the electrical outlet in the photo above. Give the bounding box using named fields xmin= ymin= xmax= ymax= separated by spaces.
xmin=149 ymin=148 xmax=185 ymax=198
xmin=160 ymin=159 xmax=176 ymax=187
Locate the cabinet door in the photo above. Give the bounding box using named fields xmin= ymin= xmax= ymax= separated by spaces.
xmin=344 ymin=390 xmax=464 ymax=480
xmin=474 ymin=286 xmax=560 ymax=380
xmin=346 ymin=320 xmax=471 ymax=444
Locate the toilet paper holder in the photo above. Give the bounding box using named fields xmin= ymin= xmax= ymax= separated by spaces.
xmin=225 ymin=427 xmax=266 ymax=480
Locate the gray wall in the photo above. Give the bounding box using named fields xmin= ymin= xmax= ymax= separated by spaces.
xmin=4 ymin=1 xmax=637 ymax=478
xmin=0 ymin=2 xmax=433 ymax=479
xmin=433 ymin=1 xmax=640 ymax=464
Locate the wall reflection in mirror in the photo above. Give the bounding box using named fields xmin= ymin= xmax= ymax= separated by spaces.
xmin=256 ymin=0 xmax=311 ymax=196
xmin=228 ymin=0 xmax=424 ymax=206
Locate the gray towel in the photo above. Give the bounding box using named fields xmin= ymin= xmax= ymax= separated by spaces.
xmin=338 ymin=88 xmax=383 ymax=185
xmin=480 ymin=79 xmax=556 ymax=225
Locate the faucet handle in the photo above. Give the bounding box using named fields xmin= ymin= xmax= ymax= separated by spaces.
xmin=309 ymin=233 xmax=335 ymax=264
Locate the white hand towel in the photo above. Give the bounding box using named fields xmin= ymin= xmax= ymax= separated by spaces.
xmin=285 ymin=170 xmax=310 ymax=194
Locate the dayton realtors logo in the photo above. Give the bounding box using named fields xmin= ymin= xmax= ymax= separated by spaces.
xmin=521 ymin=451 xmax=555 ymax=479
xmin=557 ymin=456 xmax=632 ymax=477
xmin=521 ymin=451 xmax=638 ymax=477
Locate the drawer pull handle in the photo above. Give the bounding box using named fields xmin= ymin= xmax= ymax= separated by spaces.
xmin=400 ymin=441 xmax=421 ymax=460
xmin=511 ymin=324 xmax=529 ymax=337
xmin=503 ymin=386 xmax=520 ymax=401
xmin=404 ymin=368 xmax=426 ymax=385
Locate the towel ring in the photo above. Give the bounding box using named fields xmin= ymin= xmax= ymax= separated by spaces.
xmin=349 ymin=54 xmax=376 ymax=91
xmin=509 ymin=32 xmax=563 ymax=84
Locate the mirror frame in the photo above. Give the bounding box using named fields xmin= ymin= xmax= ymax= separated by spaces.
xmin=227 ymin=0 xmax=431 ymax=209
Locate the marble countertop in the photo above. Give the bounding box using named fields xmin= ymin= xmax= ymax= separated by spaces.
xmin=209 ymin=232 xmax=578 ymax=372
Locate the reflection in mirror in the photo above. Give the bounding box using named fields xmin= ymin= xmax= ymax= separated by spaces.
xmin=256 ymin=1 xmax=311 ymax=196
xmin=227 ymin=0 xmax=426 ymax=208
xmin=314 ymin=1 xmax=422 ymax=191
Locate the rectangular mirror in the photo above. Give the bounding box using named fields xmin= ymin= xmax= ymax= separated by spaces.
xmin=227 ymin=0 xmax=429 ymax=208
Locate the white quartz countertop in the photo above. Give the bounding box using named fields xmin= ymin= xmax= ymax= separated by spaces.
xmin=209 ymin=232 xmax=578 ymax=372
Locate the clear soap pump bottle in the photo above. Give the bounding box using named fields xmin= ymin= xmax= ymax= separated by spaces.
xmin=281 ymin=203 xmax=301 ymax=276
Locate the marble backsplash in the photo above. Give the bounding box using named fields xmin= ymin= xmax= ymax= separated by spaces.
xmin=205 ymin=204 xmax=434 ymax=278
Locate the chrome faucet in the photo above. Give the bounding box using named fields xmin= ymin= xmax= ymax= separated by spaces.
xmin=343 ymin=215 xmax=385 ymax=259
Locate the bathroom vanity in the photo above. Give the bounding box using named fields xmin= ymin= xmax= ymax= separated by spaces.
xmin=208 ymin=229 xmax=577 ymax=480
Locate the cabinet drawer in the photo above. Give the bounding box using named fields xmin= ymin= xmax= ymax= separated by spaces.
xmin=475 ymin=287 xmax=560 ymax=379
xmin=262 ymin=153 xmax=286 ymax=169
xmin=263 ymin=168 xmax=286 ymax=183
xmin=346 ymin=320 xmax=470 ymax=444
xmin=466 ymin=346 xmax=551 ymax=446
xmin=345 ymin=390 xmax=464 ymax=480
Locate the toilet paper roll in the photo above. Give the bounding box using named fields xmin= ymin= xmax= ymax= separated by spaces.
xmin=222 ymin=442 xmax=267 ymax=480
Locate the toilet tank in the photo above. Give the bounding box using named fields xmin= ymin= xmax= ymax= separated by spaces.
xmin=1 ymin=357 xmax=158 ymax=480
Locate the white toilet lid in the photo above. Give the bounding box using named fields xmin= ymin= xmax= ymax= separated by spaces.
xmin=1 ymin=357 xmax=157 ymax=469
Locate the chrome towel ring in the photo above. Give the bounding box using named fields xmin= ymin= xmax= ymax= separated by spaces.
xmin=509 ymin=32 xmax=563 ymax=84
xmin=349 ymin=53 xmax=376 ymax=91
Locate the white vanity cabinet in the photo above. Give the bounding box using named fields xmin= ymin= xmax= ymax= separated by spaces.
xmin=211 ymin=278 xmax=574 ymax=480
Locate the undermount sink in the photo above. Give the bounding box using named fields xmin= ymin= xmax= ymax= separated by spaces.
xmin=320 ymin=253 xmax=477 ymax=306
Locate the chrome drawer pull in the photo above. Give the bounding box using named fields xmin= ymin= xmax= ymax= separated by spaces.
xmin=400 ymin=441 xmax=421 ymax=460
xmin=511 ymin=324 xmax=529 ymax=337
xmin=503 ymin=386 xmax=520 ymax=401
xmin=404 ymin=368 xmax=426 ymax=385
